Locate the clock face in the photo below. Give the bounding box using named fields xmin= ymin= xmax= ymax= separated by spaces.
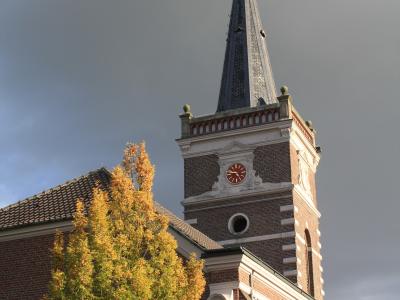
xmin=226 ymin=163 xmax=247 ymax=185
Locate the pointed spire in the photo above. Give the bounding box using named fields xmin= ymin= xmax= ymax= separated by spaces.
xmin=217 ymin=0 xmax=277 ymax=112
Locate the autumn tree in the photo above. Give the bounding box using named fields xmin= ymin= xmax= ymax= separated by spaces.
xmin=46 ymin=142 xmax=205 ymax=300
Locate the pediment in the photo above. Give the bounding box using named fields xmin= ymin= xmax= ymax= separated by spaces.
xmin=218 ymin=141 xmax=255 ymax=155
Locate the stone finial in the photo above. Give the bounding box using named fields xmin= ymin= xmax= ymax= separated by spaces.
xmin=277 ymin=85 xmax=292 ymax=120
xmin=306 ymin=120 xmax=316 ymax=132
xmin=183 ymin=104 xmax=191 ymax=115
xmin=180 ymin=104 xmax=192 ymax=138
xmin=280 ymin=86 xmax=289 ymax=96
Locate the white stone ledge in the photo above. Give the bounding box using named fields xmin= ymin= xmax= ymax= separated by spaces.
xmin=185 ymin=218 xmax=197 ymax=225
xmin=218 ymin=231 xmax=295 ymax=246
xmin=281 ymin=218 xmax=295 ymax=226
xmin=282 ymin=244 xmax=298 ymax=251
xmin=280 ymin=205 xmax=294 ymax=212
xmin=283 ymin=257 xmax=297 ymax=264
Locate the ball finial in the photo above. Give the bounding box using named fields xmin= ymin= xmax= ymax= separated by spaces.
xmin=183 ymin=104 xmax=191 ymax=114
xmin=280 ymin=86 xmax=289 ymax=96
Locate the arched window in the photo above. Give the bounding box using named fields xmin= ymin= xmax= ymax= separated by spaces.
xmin=305 ymin=229 xmax=315 ymax=296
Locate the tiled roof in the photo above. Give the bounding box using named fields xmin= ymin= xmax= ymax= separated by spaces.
xmin=0 ymin=168 xmax=221 ymax=250
xmin=155 ymin=203 xmax=221 ymax=250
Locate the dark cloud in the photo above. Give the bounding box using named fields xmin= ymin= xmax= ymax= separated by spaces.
xmin=0 ymin=0 xmax=399 ymax=298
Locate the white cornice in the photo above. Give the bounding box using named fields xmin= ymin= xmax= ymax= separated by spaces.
xmin=291 ymin=122 xmax=320 ymax=165
xmin=218 ymin=231 xmax=295 ymax=246
xmin=184 ymin=193 xmax=292 ymax=213
xmin=204 ymin=254 xmax=243 ymax=272
xmin=0 ymin=221 xmax=73 ymax=242
xmin=177 ymin=121 xmax=292 ymax=159
xmin=168 ymin=227 xmax=204 ymax=259
xmin=177 ymin=120 xmax=292 ymax=145
xmin=183 ymin=183 xmax=293 ymax=207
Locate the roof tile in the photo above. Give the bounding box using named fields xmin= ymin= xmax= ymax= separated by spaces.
xmin=0 ymin=168 xmax=221 ymax=250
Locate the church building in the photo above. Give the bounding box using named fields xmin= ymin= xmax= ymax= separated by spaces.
xmin=0 ymin=0 xmax=324 ymax=299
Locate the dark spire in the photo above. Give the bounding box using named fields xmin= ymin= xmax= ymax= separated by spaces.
xmin=217 ymin=0 xmax=277 ymax=112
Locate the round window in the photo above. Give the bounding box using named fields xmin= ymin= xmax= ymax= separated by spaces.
xmin=228 ymin=213 xmax=249 ymax=235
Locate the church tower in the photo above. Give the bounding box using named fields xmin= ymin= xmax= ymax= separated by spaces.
xmin=177 ymin=0 xmax=324 ymax=299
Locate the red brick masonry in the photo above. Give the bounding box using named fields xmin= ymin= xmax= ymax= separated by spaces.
xmin=0 ymin=234 xmax=54 ymax=300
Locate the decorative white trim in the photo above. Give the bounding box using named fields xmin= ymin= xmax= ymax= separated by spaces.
xmin=282 ymin=244 xmax=298 ymax=251
xmin=283 ymin=257 xmax=297 ymax=264
xmin=208 ymin=281 xmax=236 ymax=300
xmin=320 ymin=266 xmax=324 ymax=273
xmin=218 ymin=231 xmax=295 ymax=246
xmin=168 ymin=227 xmax=203 ymax=259
xmin=184 ymin=192 xmax=292 ymax=213
xmin=320 ymin=277 xmax=324 ymax=284
xmin=281 ymin=218 xmax=295 ymax=226
xmin=185 ymin=218 xmax=197 ymax=225
xmin=228 ymin=213 xmax=250 ymax=235
xmin=280 ymin=205 xmax=294 ymax=212
xmin=296 ymin=233 xmax=306 ymax=245
xmin=0 ymin=221 xmax=73 ymax=242
xmin=184 ymin=181 xmax=293 ymax=206
xmin=297 ymin=150 xmax=313 ymax=201
xmin=177 ymin=120 xmax=293 ymax=159
xmin=317 ymin=242 xmax=322 ymax=249
xmin=312 ymin=248 xmax=323 ymax=260
xmin=317 ymin=229 xmax=321 ymax=237
xmin=238 ymin=281 xmax=252 ymax=295
xmin=321 ymin=289 xmax=325 ymax=296
xmin=290 ymin=124 xmax=320 ymax=172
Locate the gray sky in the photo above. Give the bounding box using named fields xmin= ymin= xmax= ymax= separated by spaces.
xmin=0 ymin=0 xmax=399 ymax=299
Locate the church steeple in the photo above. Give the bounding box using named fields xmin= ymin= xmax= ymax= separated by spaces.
xmin=217 ymin=0 xmax=277 ymax=112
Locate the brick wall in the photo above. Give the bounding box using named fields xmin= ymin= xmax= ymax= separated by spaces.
xmin=254 ymin=142 xmax=292 ymax=183
xmin=293 ymin=192 xmax=323 ymax=300
xmin=253 ymin=277 xmax=287 ymax=300
xmin=184 ymin=154 xmax=220 ymax=198
xmin=185 ymin=194 xmax=292 ymax=241
xmin=185 ymin=193 xmax=297 ymax=275
xmin=0 ymin=234 xmax=55 ymax=300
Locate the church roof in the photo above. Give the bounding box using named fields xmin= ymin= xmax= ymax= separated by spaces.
xmin=217 ymin=0 xmax=277 ymax=112
xmin=0 ymin=168 xmax=222 ymax=251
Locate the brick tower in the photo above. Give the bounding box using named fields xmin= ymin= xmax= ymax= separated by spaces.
xmin=177 ymin=0 xmax=324 ymax=299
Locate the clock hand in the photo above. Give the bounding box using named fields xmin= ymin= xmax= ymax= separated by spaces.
xmin=227 ymin=171 xmax=238 ymax=175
